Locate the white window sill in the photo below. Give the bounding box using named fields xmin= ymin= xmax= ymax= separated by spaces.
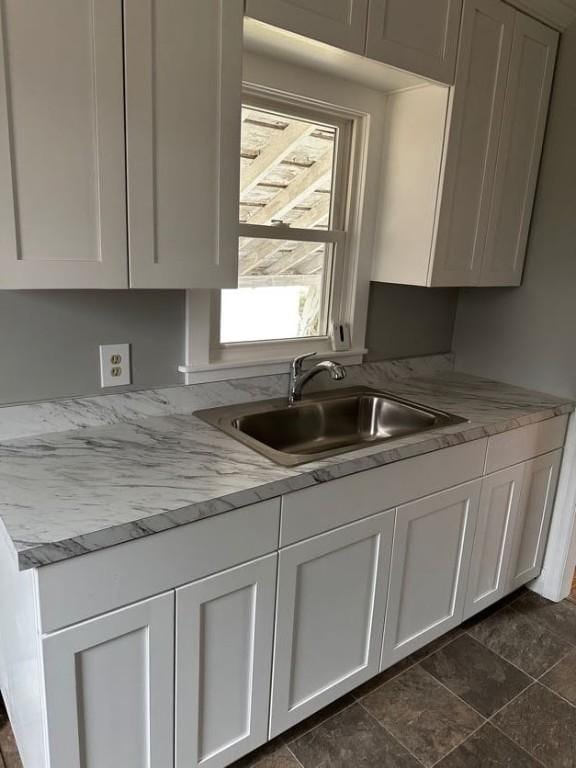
xmin=178 ymin=348 xmax=367 ymax=384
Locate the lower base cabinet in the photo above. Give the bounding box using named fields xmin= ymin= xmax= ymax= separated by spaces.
xmin=465 ymin=450 xmax=562 ymax=619
xmin=33 ymin=429 xmax=565 ymax=768
xmin=176 ymin=555 xmax=277 ymax=768
xmin=381 ymin=481 xmax=481 ymax=668
xmin=43 ymin=593 xmax=175 ymax=768
xmin=269 ymin=511 xmax=395 ymax=738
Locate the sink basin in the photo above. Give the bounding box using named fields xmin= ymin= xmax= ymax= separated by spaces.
xmin=194 ymin=387 xmax=467 ymax=466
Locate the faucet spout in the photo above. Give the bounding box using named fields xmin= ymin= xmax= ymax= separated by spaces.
xmin=288 ymin=353 xmax=347 ymax=405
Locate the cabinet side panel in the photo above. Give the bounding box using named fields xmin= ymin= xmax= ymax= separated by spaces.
xmin=0 ymin=522 xmax=47 ymax=768
xmin=372 ymin=86 xmax=449 ymax=286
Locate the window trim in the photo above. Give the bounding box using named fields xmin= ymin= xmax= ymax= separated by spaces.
xmin=180 ymin=52 xmax=386 ymax=383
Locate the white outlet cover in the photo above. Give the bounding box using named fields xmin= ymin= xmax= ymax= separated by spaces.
xmin=99 ymin=343 xmax=131 ymax=388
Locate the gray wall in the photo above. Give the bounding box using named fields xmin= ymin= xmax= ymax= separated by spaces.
xmin=0 ymin=282 xmax=457 ymax=405
xmin=365 ymin=283 xmax=458 ymax=361
xmin=0 ymin=291 xmax=185 ymax=405
xmin=453 ymin=21 xmax=576 ymax=399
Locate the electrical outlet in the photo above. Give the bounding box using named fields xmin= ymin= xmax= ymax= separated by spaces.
xmin=99 ymin=344 xmax=131 ymax=388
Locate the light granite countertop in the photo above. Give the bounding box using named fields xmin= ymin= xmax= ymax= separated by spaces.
xmin=0 ymin=356 xmax=573 ymax=570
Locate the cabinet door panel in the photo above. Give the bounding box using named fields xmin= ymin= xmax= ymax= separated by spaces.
xmin=481 ymin=14 xmax=558 ymax=286
xmin=43 ymin=594 xmax=174 ymax=768
xmin=0 ymin=0 xmax=127 ymax=288
xmin=382 ymin=481 xmax=480 ymax=667
xmin=246 ymin=0 xmax=369 ymax=54
xmin=431 ymin=0 xmax=514 ymax=286
xmin=176 ymin=555 xmax=277 ymax=768
xmin=366 ymin=0 xmax=463 ymax=83
xmin=509 ymin=451 xmax=562 ymax=590
xmin=270 ymin=511 xmax=394 ymax=737
xmin=124 ymin=0 xmax=243 ymax=288
xmin=465 ymin=465 xmax=524 ymax=619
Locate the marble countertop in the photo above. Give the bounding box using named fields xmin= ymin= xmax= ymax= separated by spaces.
xmin=0 ymin=360 xmax=573 ymax=570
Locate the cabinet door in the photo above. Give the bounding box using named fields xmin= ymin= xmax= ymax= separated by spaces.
xmin=465 ymin=465 xmax=524 ymax=619
xmin=270 ymin=511 xmax=394 ymax=737
xmin=382 ymin=481 xmax=481 ymax=668
xmin=366 ymin=0 xmax=463 ymax=83
xmin=176 ymin=555 xmax=277 ymax=768
xmin=246 ymin=0 xmax=369 ymax=54
xmin=0 ymin=0 xmax=127 ymax=288
xmin=480 ymin=14 xmax=558 ymax=286
xmin=431 ymin=0 xmax=514 ymax=286
xmin=509 ymin=450 xmax=562 ymax=591
xmin=124 ymin=0 xmax=243 ymax=289
xmin=43 ymin=593 xmax=174 ymax=768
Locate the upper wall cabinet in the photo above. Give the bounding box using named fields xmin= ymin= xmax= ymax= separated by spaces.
xmin=480 ymin=13 xmax=558 ymax=285
xmin=0 ymin=0 xmax=127 ymax=289
xmin=245 ymin=0 xmax=370 ymax=55
xmin=372 ymin=0 xmax=558 ymax=287
xmin=366 ymin=0 xmax=463 ymax=83
xmin=124 ymin=0 xmax=243 ymax=289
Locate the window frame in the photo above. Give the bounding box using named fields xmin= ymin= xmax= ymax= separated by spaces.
xmin=180 ymin=53 xmax=387 ymax=383
xmin=215 ymin=91 xmax=352 ymax=356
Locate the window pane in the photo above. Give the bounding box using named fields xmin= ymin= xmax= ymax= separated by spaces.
xmin=220 ymin=239 xmax=332 ymax=344
xmin=240 ymin=106 xmax=337 ymax=230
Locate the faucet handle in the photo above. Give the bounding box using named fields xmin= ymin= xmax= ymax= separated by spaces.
xmin=291 ymin=352 xmax=317 ymax=375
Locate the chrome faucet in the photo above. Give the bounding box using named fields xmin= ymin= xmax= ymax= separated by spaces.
xmin=288 ymin=352 xmax=347 ymax=405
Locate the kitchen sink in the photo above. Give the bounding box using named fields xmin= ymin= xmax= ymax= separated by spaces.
xmin=194 ymin=387 xmax=467 ymax=466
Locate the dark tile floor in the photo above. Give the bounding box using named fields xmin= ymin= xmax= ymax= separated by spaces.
xmin=234 ymin=589 xmax=576 ymax=768
xmin=1 ymin=588 xmax=576 ymax=768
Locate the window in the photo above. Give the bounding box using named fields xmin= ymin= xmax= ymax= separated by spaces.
xmin=216 ymin=97 xmax=352 ymax=352
xmin=181 ymin=56 xmax=386 ymax=382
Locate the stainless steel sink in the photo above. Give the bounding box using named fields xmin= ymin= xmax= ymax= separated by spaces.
xmin=194 ymin=387 xmax=467 ymax=466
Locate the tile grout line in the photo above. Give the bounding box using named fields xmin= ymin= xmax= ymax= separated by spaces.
xmin=282 ymin=743 xmax=305 ymax=768
xmin=460 ymin=629 xmax=539 ymax=683
xmin=506 ymin=599 xmax=576 ymax=650
xmin=486 ymin=682 xmax=549 ymax=768
xmin=356 ymin=698 xmax=427 ymax=768
xmin=281 ymin=698 xmax=358 ymax=749
xmin=415 ymin=664 xmax=489 ymax=722
xmin=353 ymin=631 xmax=465 ymax=703
xmin=536 ymin=678 xmax=576 ymax=711
xmin=428 ymin=719 xmax=487 ymax=768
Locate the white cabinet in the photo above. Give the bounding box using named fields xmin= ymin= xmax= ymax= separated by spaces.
xmin=0 ymin=0 xmax=244 ymax=291
xmin=372 ymin=0 xmax=558 ymax=288
xmin=245 ymin=0 xmax=370 ymax=54
xmin=124 ymin=0 xmax=243 ymax=289
xmin=270 ymin=511 xmax=394 ymax=737
xmin=176 ymin=555 xmax=277 ymax=768
xmin=465 ymin=464 xmax=524 ymax=618
xmin=366 ymin=0 xmax=463 ymax=83
xmin=431 ymin=0 xmax=515 ymax=286
xmin=381 ymin=481 xmax=481 ymax=668
xmin=42 ymin=593 xmax=174 ymax=768
xmin=0 ymin=0 xmax=127 ymax=289
xmin=509 ymin=450 xmax=562 ymax=590
xmin=481 ymin=13 xmax=558 ymax=285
